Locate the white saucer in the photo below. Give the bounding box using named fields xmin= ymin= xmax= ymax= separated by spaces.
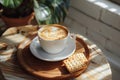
xmin=30 ymin=36 xmax=76 ymax=61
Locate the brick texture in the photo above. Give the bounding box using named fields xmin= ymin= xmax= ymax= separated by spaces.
xmin=105 ymin=39 xmax=120 ymax=57
xmin=68 ymin=7 xmax=120 ymax=45
xmin=64 ymin=0 xmax=120 ymax=76
xmin=86 ymin=29 xmax=107 ymax=48
xmin=100 ymin=0 xmax=120 ymax=30
xmin=64 ymin=17 xmax=87 ymax=36
xmin=71 ymin=0 xmax=102 ymax=19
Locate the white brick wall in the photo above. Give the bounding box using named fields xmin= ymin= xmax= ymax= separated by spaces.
xmin=64 ymin=0 xmax=120 ymax=77
xmin=100 ymin=0 xmax=120 ymax=30
xmin=64 ymin=17 xmax=87 ymax=36
xmin=101 ymin=9 xmax=120 ymax=30
xmin=71 ymin=0 xmax=102 ymax=19
xmin=105 ymin=39 xmax=120 ymax=57
xmin=70 ymin=21 xmax=87 ymax=35
xmin=86 ymin=29 xmax=107 ymax=48
xmin=68 ymin=7 xmax=120 ymax=45
xmin=64 ymin=17 xmax=73 ymax=27
xmin=71 ymin=0 xmax=120 ymax=30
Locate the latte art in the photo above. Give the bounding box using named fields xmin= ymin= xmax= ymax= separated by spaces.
xmin=39 ymin=26 xmax=68 ymax=40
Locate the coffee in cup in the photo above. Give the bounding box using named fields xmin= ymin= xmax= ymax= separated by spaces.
xmin=38 ymin=25 xmax=68 ymax=40
xmin=38 ymin=24 xmax=69 ymax=54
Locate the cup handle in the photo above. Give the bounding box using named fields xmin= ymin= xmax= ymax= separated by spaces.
xmin=70 ymin=33 xmax=76 ymax=41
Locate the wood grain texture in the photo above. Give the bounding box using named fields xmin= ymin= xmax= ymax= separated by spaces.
xmin=0 ymin=25 xmax=112 ymax=80
xmin=17 ymin=36 xmax=90 ymax=80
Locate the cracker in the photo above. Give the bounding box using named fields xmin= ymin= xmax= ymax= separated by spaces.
xmin=64 ymin=52 xmax=88 ymax=73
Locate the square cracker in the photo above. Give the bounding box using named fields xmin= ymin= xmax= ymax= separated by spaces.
xmin=64 ymin=52 xmax=88 ymax=73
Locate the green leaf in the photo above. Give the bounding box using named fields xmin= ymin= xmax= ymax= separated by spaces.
xmin=34 ymin=4 xmax=51 ymax=25
xmin=53 ymin=0 xmax=68 ymax=21
xmin=59 ymin=4 xmax=68 ymax=21
xmin=0 ymin=0 xmax=23 ymax=8
xmin=34 ymin=0 xmax=70 ymax=24
xmin=33 ymin=0 xmax=39 ymax=8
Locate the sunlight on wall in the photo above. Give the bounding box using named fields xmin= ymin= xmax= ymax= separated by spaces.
xmin=87 ymin=0 xmax=96 ymax=2
xmin=95 ymin=1 xmax=108 ymax=8
xmin=109 ymin=8 xmax=117 ymax=12
xmin=87 ymin=0 xmax=120 ymax=14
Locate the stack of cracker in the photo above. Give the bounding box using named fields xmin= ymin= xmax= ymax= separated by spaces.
xmin=64 ymin=51 xmax=88 ymax=73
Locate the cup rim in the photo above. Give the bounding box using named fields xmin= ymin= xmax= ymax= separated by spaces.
xmin=37 ymin=24 xmax=69 ymax=41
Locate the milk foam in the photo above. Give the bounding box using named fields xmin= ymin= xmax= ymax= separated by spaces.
xmin=39 ymin=26 xmax=67 ymax=40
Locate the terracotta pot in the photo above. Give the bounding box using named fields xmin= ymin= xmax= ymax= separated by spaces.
xmin=1 ymin=12 xmax=34 ymax=27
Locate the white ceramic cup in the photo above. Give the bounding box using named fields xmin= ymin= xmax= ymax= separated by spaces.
xmin=38 ymin=24 xmax=70 ymax=54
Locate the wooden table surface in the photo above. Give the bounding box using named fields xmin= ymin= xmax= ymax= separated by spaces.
xmin=0 ymin=25 xmax=112 ymax=80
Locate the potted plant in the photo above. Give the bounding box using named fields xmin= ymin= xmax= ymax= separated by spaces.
xmin=0 ymin=0 xmax=70 ymax=27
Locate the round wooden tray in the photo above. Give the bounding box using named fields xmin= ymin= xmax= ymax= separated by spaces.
xmin=17 ymin=36 xmax=90 ymax=80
